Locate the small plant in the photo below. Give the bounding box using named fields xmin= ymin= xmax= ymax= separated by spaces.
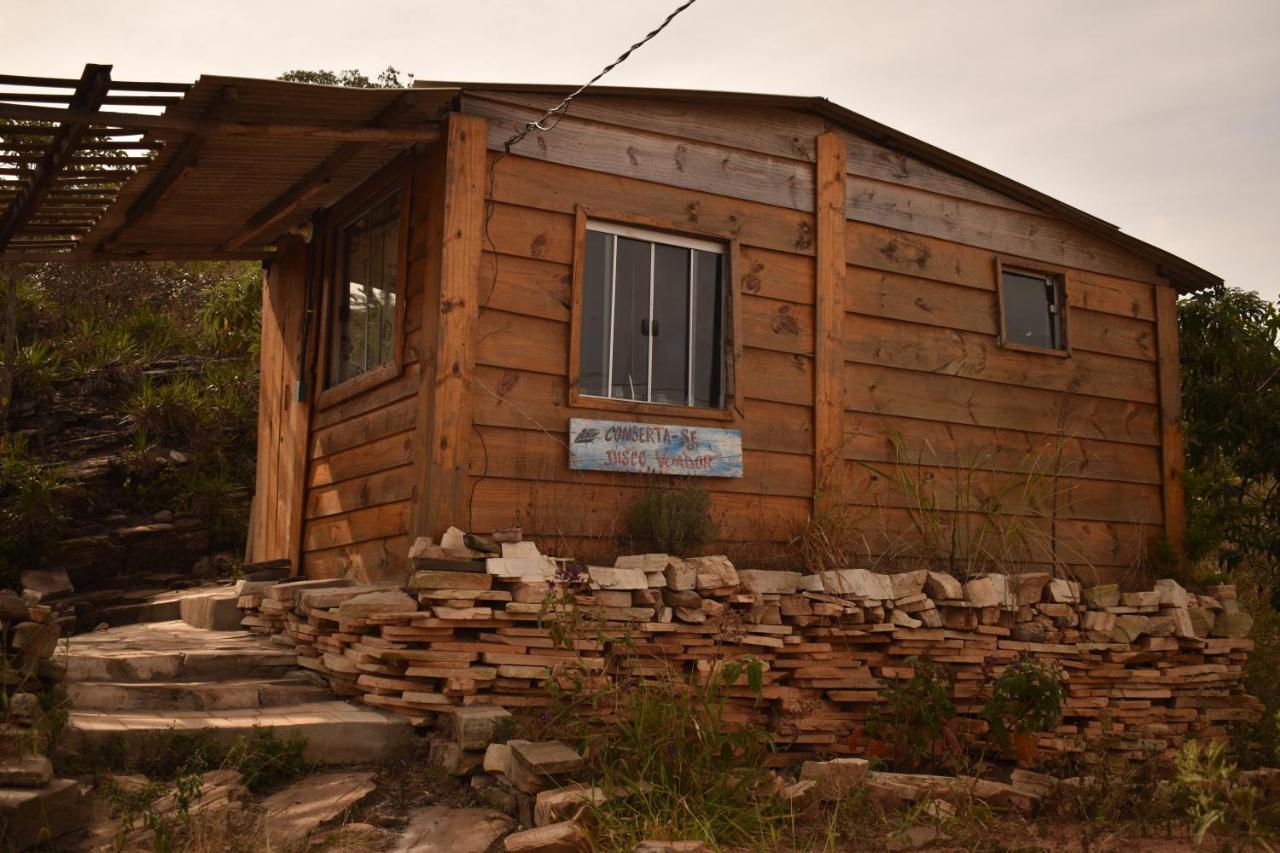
xmin=0 ymin=434 xmax=65 ymax=585
xmin=1172 ymin=738 xmax=1277 ymax=847
xmin=863 ymin=657 xmax=962 ymax=772
xmin=795 ymin=482 xmax=865 ymax=574
xmin=980 ymin=657 xmax=1064 ymax=766
xmin=626 ymin=481 xmax=719 ymax=556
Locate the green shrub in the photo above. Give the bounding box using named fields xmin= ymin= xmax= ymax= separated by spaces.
xmin=1172 ymin=738 xmax=1278 ymax=846
xmin=627 ymin=482 xmax=719 ymax=556
xmin=0 ymin=435 xmax=65 ymax=584
xmin=980 ymin=657 xmax=1065 ymax=748
xmin=197 ymin=267 xmax=260 ymax=357
xmin=865 ymin=657 xmax=962 ymax=772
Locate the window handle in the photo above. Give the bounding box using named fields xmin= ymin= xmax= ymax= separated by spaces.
xmin=641 ymin=318 xmax=659 ymax=337
xmin=651 ymin=319 xmax=659 ymax=337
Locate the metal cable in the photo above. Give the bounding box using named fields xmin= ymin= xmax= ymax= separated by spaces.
xmin=504 ymin=0 xmax=700 ymax=150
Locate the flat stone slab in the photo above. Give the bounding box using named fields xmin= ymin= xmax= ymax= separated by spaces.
xmin=57 ymin=620 xmax=296 ymax=682
xmin=0 ymin=778 xmax=89 ymax=850
xmin=179 ymin=590 xmax=242 ymax=631
xmin=65 ymin=673 xmax=331 ymax=712
xmin=263 ymin=770 xmax=377 ymax=845
xmin=392 ymin=805 xmax=515 ymax=853
xmin=66 ymin=701 xmax=414 ymax=765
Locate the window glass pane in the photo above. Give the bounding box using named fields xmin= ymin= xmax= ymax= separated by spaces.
xmin=651 ymin=243 xmax=691 ymax=405
xmin=611 ymin=236 xmax=651 ymax=401
xmin=1002 ymin=270 xmax=1059 ymax=350
xmin=332 ymin=191 xmax=401 ymax=386
xmin=691 ymin=249 xmax=724 ymax=407
xmin=579 ymin=230 xmax=613 ymax=397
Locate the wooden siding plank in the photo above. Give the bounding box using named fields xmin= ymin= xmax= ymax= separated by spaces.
xmin=487 ymin=154 xmax=818 ymax=259
xmin=740 ymin=246 xmax=814 ymax=305
xmin=305 ymin=464 xmax=417 ymax=520
xmin=308 ymin=430 xmax=415 ymax=488
xmin=469 ymin=96 xmax=815 ymax=213
xmin=310 ymin=395 xmax=416 ymax=460
xmin=303 ymin=534 xmax=411 ymax=582
xmin=479 ymin=252 xmax=572 ymax=321
xmin=845 ymin=364 xmax=1160 ymax=446
xmin=303 ymin=500 xmax=411 ymax=552
xmin=843 ymin=411 xmax=1163 ymax=486
xmin=842 ymin=314 xmax=1159 ymax=404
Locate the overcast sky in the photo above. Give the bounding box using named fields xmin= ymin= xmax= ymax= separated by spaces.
xmin=5 ymin=0 xmax=1277 ymax=300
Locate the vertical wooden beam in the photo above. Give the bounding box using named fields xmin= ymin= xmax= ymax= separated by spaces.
xmin=414 ymin=114 xmax=486 ymax=540
xmin=814 ymin=132 xmax=848 ymax=500
xmin=1154 ymin=283 xmax=1186 ymax=562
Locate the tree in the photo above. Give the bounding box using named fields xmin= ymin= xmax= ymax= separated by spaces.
xmin=1178 ymin=286 xmax=1280 ymax=585
xmin=277 ymin=67 xmax=413 ymax=89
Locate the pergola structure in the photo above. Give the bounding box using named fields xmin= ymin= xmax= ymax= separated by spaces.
xmin=0 ymin=63 xmax=453 ymax=263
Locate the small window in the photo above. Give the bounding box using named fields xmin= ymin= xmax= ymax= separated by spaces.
xmin=330 ymin=190 xmax=402 ymax=386
xmin=999 ymin=266 xmax=1067 ymax=351
xmin=579 ymin=221 xmax=726 ymax=408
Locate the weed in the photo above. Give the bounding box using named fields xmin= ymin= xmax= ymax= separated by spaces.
xmin=626 ymin=480 xmax=719 ymax=556
xmin=794 ymin=481 xmax=866 ymax=574
xmin=863 ymin=657 xmax=964 ymax=773
xmin=1171 ymin=738 xmax=1278 ymax=847
xmin=981 ymin=657 xmax=1065 ymax=751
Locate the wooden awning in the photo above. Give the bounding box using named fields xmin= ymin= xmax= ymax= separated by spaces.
xmin=0 ymin=65 xmax=455 ymax=263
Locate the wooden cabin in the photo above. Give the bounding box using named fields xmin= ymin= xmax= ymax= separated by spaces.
xmin=0 ymin=69 xmax=1220 ymax=586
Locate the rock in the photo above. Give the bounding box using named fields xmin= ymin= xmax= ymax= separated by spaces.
xmin=1011 ymin=573 xmax=1051 ymax=606
xmin=1080 ymin=610 xmax=1116 ymax=634
xmin=508 ymin=741 xmax=585 ymax=794
xmin=11 ymin=620 xmax=59 ymax=662
xmin=0 ymin=778 xmax=89 ymax=850
xmin=19 ymin=569 xmax=73 ymax=599
xmin=487 ymin=557 xmax=558 ymax=580
xmin=1165 ymin=607 xmax=1195 ymax=638
xmin=664 ymin=559 xmax=696 ymax=591
xmin=1213 ymin=611 xmax=1254 ymax=638
xmin=891 ymin=610 xmax=922 ymax=629
xmin=485 ymin=742 xmax=514 ymax=776
xmin=262 ymin=770 xmax=377 ymax=846
xmin=587 ymin=566 xmax=648 ymax=591
xmin=1154 ymin=579 xmax=1189 ymax=609
xmin=674 ymin=607 xmax=706 ymax=623
xmin=1145 ymin=616 xmax=1177 ymax=638
xmin=534 ymin=784 xmax=606 ymax=826
xmin=338 ymin=589 xmax=418 ymax=617
xmin=963 ymin=577 xmax=999 ymax=608
xmin=1189 ymin=607 xmax=1215 ymax=637
xmin=440 ymin=527 xmax=469 ymax=550
xmin=924 ymin=572 xmax=963 ymax=601
xmin=503 ymin=820 xmax=590 ymax=852
xmin=0 ymin=755 xmax=53 ymax=787
xmin=1012 ymin=622 xmax=1047 ymax=643
xmin=502 ymin=541 xmax=544 ymax=560
xmin=738 ymin=570 xmax=801 ymax=595
xmin=1045 ymin=579 xmax=1079 ymax=604
xmin=615 ymin=554 xmax=670 ymax=572
xmin=1111 ymin=614 xmax=1150 ymax=643
xmin=411 ymin=571 xmax=493 ymax=590
xmin=0 ymin=590 xmax=27 ymax=621
xmin=7 ymin=692 xmax=39 ymax=727
xmin=1121 ymin=591 xmax=1160 ymax=608
xmin=394 ymin=805 xmax=515 ymax=853
xmin=799 ymin=758 xmax=869 ymax=799
xmin=442 ymin=707 xmax=514 ymax=751
xmin=687 ymin=556 xmax=738 ymax=591
xmin=822 ymin=569 xmax=893 ymax=600
xmin=1084 ymin=584 xmax=1120 ymax=608
xmin=179 ymin=590 xmax=242 ymax=630
xmin=890 ymin=570 xmax=928 ymax=599
xmin=633 ymin=842 xmax=710 ymax=852
xmin=662 ymin=589 xmax=702 ymax=608
xmin=887 ymin=826 xmax=946 ymax=851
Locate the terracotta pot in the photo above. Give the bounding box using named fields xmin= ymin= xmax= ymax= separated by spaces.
xmin=864 ymin=738 xmax=890 ymax=759
xmin=1013 ymin=730 xmax=1039 ymax=767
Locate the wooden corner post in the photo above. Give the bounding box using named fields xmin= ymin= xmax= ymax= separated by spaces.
xmin=814 ymin=132 xmax=848 ymax=503
xmin=414 ymin=113 xmax=486 ymax=541
xmin=1154 ymin=284 xmax=1186 ymax=561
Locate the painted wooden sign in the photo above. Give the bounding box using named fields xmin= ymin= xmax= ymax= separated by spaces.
xmin=568 ymin=418 xmax=744 ymax=478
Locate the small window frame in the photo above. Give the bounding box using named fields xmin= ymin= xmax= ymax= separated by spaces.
xmin=314 ymin=155 xmax=413 ymax=409
xmin=994 ymin=256 xmax=1072 ymax=358
xmin=568 ymin=206 xmax=742 ymax=422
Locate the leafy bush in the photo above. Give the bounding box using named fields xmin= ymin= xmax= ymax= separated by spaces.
xmin=864 ymin=657 xmax=962 ymax=772
xmin=627 ymin=482 xmax=719 ymax=556
xmin=196 ymin=267 xmax=260 ymax=357
xmin=980 ymin=657 xmax=1065 ymax=748
xmin=1172 ymin=738 xmax=1278 ymax=846
xmin=0 ymin=435 xmax=65 ymax=584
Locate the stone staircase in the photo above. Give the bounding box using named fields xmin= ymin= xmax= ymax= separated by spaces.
xmin=57 ymin=614 xmax=414 ymax=765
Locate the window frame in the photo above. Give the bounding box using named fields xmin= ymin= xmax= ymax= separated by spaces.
xmin=568 ymin=206 xmax=742 ymax=422
xmin=314 ymin=155 xmax=413 ymax=409
xmin=994 ymin=256 xmax=1072 ymax=358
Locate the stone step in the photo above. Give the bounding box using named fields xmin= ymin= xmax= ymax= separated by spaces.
xmin=65 ymin=674 xmax=333 ymax=711
xmin=65 ymin=701 xmax=415 ymax=765
xmin=58 ymin=620 xmax=296 ymax=683
xmin=179 ymin=588 xmax=243 ymax=631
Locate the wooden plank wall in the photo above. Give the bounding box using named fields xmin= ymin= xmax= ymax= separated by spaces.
xmin=295 ymin=146 xmax=438 ymax=581
xmin=451 ymin=92 xmax=1177 ymax=583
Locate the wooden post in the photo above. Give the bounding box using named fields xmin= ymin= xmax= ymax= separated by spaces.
xmin=1 ymin=263 xmax=15 ymax=433
xmin=814 ymin=132 xmax=848 ymax=501
xmin=1154 ymin=284 xmax=1186 ymax=561
xmin=414 ymin=114 xmax=486 ymax=540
